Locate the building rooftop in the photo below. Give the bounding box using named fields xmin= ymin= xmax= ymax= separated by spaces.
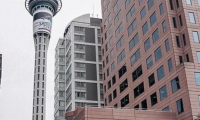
xmin=65 ymin=106 xmax=176 ymax=120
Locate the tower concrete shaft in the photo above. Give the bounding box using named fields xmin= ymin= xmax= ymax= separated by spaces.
xmin=25 ymin=0 xmax=62 ymax=120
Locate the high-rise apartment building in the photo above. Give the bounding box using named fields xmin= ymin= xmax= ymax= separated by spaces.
xmin=25 ymin=0 xmax=62 ymax=120
xmin=54 ymin=14 xmax=103 ymax=120
xmin=101 ymin=0 xmax=200 ymax=119
xmin=0 ymin=54 xmax=2 ymax=87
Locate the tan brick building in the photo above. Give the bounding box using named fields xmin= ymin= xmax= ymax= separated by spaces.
xmin=65 ymin=107 xmax=176 ymax=120
xmin=101 ymin=0 xmax=200 ymax=120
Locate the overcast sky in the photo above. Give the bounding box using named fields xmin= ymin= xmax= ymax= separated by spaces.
xmin=0 ymin=0 xmax=102 ymax=120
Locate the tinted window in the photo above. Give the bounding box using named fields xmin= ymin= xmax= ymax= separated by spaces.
xmin=152 ymin=29 xmax=159 ymax=43
xmin=176 ymin=99 xmax=184 ymax=114
xmin=159 ymin=85 xmax=168 ymax=100
xmin=155 ymin=47 xmax=162 ymax=61
xmin=171 ymin=77 xmax=180 ymax=93
xmin=140 ymin=7 xmax=146 ymax=19
xmin=126 ymin=5 xmax=136 ymax=21
xmin=150 ymin=92 xmax=157 ymax=106
xmin=157 ymin=65 xmax=165 ymax=80
xmin=195 ymin=72 xmax=200 ymax=85
xmin=165 ymin=39 xmax=170 ymax=51
xmin=144 ymin=38 xmax=151 ymax=51
xmin=150 ymin=12 xmax=157 ymax=26
xmin=120 ymin=79 xmax=128 ymax=93
xmin=193 ymin=31 xmax=199 ymax=43
xmin=148 ymin=0 xmax=154 ymax=10
xmin=128 ymin=19 xmax=137 ymax=35
xmin=146 ymin=55 xmax=153 ymax=69
xmin=159 ymin=3 xmax=164 ymax=15
xmin=129 ymin=33 xmax=139 ymax=50
xmin=121 ymin=94 xmax=129 ymax=107
xmin=132 ymin=65 xmax=143 ymax=82
xmin=134 ymin=82 xmax=144 ymax=98
xmin=130 ymin=49 xmax=141 ymax=66
xmin=142 ymin=22 xmax=148 ymax=35
xmin=148 ymin=73 xmax=155 ymax=87
xmin=168 ymin=58 xmax=173 ymax=72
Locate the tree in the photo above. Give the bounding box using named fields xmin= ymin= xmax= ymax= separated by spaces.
xmin=195 ymin=114 xmax=200 ymax=120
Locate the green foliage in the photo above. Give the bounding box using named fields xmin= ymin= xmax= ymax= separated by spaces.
xmin=194 ymin=114 xmax=200 ymax=120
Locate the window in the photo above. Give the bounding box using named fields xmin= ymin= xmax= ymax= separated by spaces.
xmin=107 ymin=67 xmax=110 ymax=76
xmin=148 ymin=0 xmax=154 ymax=10
xmin=154 ymin=47 xmax=162 ymax=61
xmin=114 ymin=0 xmax=120 ymax=12
xmin=140 ymin=7 xmax=146 ymax=19
xmin=169 ymin=0 xmax=174 ymax=10
xmin=148 ymin=73 xmax=155 ymax=87
xmin=159 ymin=3 xmax=164 ymax=15
xmin=182 ymin=34 xmax=186 ymax=46
xmin=186 ymin=0 xmax=192 ymax=5
xmin=179 ymin=15 xmax=183 ymax=26
xmin=125 ymin=0 xmax=131 ymax=8
xmin=134 ymin=82 xmax=144 ymax=98
xmin=176 ymin=99 xmax=184 ymax=114
xmin=165 ymin=39 xmax=170 ymax=51
xmin=126 ymin=5 xmax=136 ymax=21
xmin=121 ymin=94 xmax=129 ymax=107
xmin=117 ymin=49 xmax=125 ymax=63
xmin=198 ymin=96 xmax=200 ymax=104
xmin=176 ymin=36 xmax=181 ymax=47
xmin=120 ymin=79 xmax=128 ymax=93
xmin=142 ymin=22 xmax=148 ymax=34
xmin=130 ymin=49 xmax=141 ymax=66
xmin=139 ymin=0 xmax=143 ymax=4
xmin=111 ymin=62 xmax=115 ymax=72
xmin=114 ymin=10 xmax=122 ymax=24
xmin=162 ymin=20 xmax=167 ymax=32
xmin=159 ymin=85 xmax=168 ymax=100
xmin=186 ymin=54 xmax=190 ymax=62
xmin=152 ymin=29 xmax=159 ymax=43
xmin=134 ymin=104 xmax=139 ymax=108
xmin=179 ymin=56 xmax=183 ymax=64
xmin=193 ymin=31 xmax=199 ymax=43
xmin=128 ymin=19 xmax=137 ymax=35
xmin=146 ymin=55 xmax=153 ymax=69
xmin=129 ymin=33 xmax=139 ymax=50
xmin=105 ymin=44 xmax=108 ymax=52
xmin=132 ymin=65 xmax=143 ymax=82
xmin=189 ymin=12 xmax=195 ymax=23
xmin=150 ymin=12 xmax=157 ymax=26
xmin=171 ymin=77 xmax=180 ymax=92
xmin=162 ymin=106 xmax=170 ymax=111
xmin=108 ymin=94 xmax=112 ymax=103
xmin=195 ymin=72 xmax=200 ymax=85
xmin=110 ymin=49 xmax=114 ymax=58
xmin=108 ymin=80 xmax=111 ymax=89
xmin=141 ymin=99 xmax=147 ymax=109
xmin=168 ymin=58 xmax=173 ymax=72
xmin=113 ymin=89 xmax=117 ymax=99
xmin=118 ymin=64 xmax=127 ymax=78
xmin=144 ymin=38 xmax=151 ymax=51
xmin=115 ymin=23 xmax=123 ymax=36
xmin=197 ymin=52 xmax=200 ymax=63
xmin=150 ymin=92 xmax=157 ymax=106
xmin=116 ymin=36 xmax=124 ymax=50
xmin=112 ymin=75 xmax=116 ymax=84
xmin=172 ymin=17 xmax=177 ymax=28
xmin=176 ymin=0 xmax=179 ymax=8
xmin=157 ymin=65 xmax=165 ymax=80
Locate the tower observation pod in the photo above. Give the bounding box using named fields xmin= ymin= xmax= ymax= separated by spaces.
xmin=25 ymin=0 xmax=62 ymax=120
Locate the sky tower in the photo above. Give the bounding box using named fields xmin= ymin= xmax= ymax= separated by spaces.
xmin=25 ymin=0 xmax=62 ymax=120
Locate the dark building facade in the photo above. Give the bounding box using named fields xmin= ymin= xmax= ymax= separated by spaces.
xmin=101 ymin=0 xmax=200 ymax=119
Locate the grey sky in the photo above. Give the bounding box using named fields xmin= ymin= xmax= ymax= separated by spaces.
xmin=0 ymin=0 xmax=102 ymax=120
